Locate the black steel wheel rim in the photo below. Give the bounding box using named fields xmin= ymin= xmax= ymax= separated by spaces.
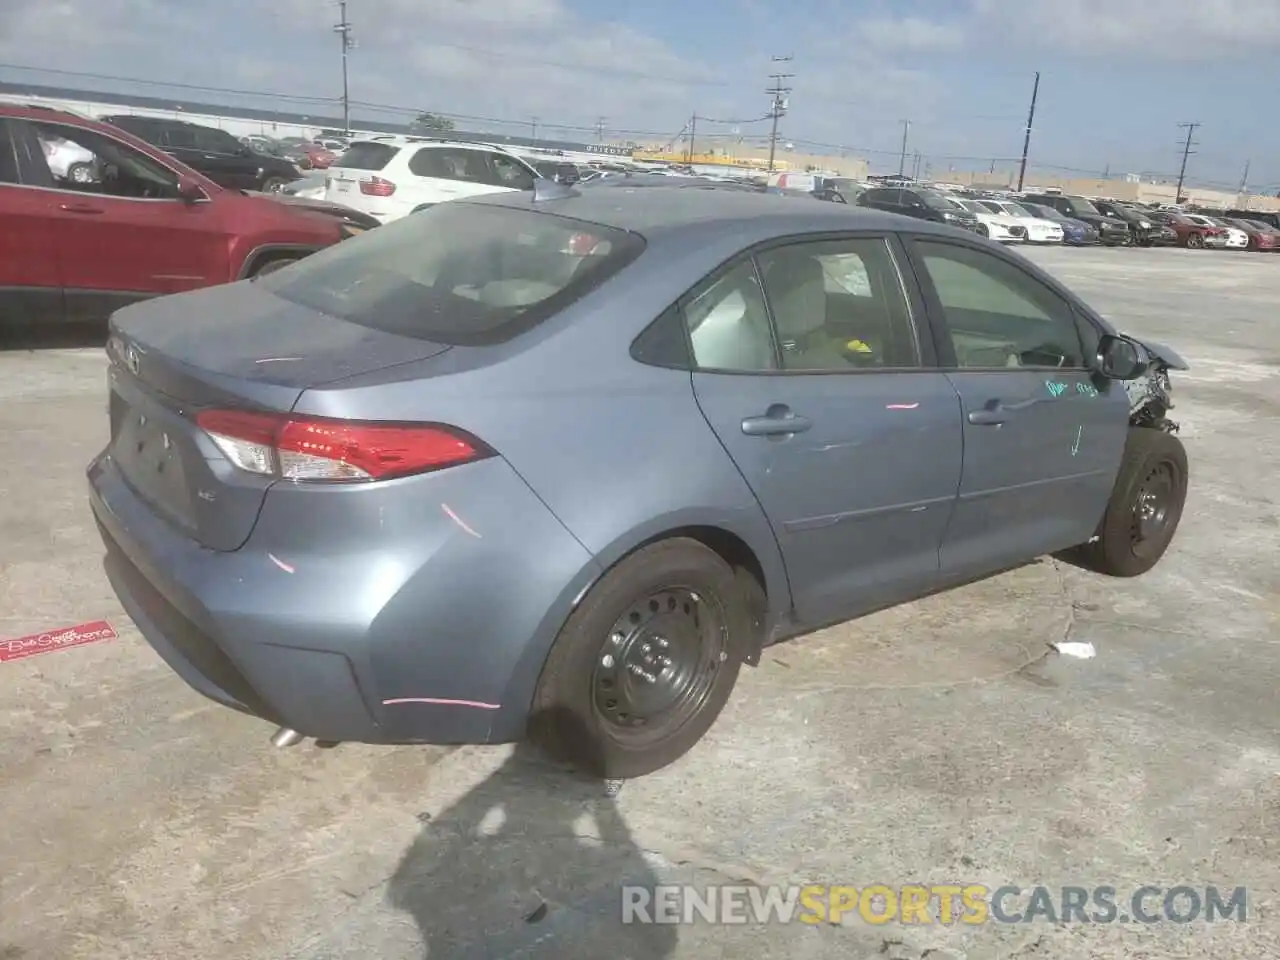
xmin=1130 ymin=460 xmax=1178 ymax=557
xmin=591 ymin=587 xmax=726 ymax=744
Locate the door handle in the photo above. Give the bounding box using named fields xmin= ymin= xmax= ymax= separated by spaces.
xmin=741 ymin=404 xmax=812 ymax=437
xmin=967 ymin=407 xmax=1008 ymax=427
xmin=59 ymin=203 xmax=104 ymax=215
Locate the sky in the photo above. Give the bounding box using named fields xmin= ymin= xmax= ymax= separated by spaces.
xmin=2 ymin=0 xmax=1280 ymax=190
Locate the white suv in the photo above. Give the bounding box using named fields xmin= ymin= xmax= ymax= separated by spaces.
xmin=323 ymin=137 xmax=541 ymax=223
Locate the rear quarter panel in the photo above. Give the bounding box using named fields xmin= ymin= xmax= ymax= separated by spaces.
xmin=293 ymin=222 xmax=798 ymax=649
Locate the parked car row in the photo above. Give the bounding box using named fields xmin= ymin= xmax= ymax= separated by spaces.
xmin=814 ymin=179 xmax=1280 ymax=252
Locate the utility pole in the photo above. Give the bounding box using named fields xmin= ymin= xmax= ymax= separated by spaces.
xmin=1237 ymin=159 xmax=1251 ymax=204
xmin=1174 ymin=121 xmax=1200 ymax=204
xmin=897 ymin=120 xmax=910 ymax=176
xmin=530 ymin=117 xmax=538 ymax=139
xmin=595 ymin=117 xmax=606 ymax=142
xmin=686 ymin=113 xmax=697 ymax=164
xmin=911 ymin=151 xmax=922 ymax=179
xmin=333 ymin=1 xmax=355 ymax=135
xmin=766 ymin=56 xmax=794 ymax=173
xmin=1015 ymin=70 xmax=1040 ymax=192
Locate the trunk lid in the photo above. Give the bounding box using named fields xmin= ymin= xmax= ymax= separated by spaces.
xmin=105 ymin=280 xmax=451 ymax=551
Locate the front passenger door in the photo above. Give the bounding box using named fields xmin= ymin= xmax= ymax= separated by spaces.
xmin=688 ymin=236 xmax=963 ymax=627
xmin=906 ymin=237 xmax=1128 ymax=581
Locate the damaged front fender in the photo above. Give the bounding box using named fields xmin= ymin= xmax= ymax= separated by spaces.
xmin=1133 ymin=337 xmax=1190 ymax=371
xmin=1123 ymin=337 xmax=1185 ymax=433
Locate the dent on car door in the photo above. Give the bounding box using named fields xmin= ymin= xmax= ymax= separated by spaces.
xmin=687 ymin=235 xmax=963 ymax=627
xmin=0 ymin=118 xmax=65 ymax=329
xmin=906 ymin=237 xmax=1128 ymax=580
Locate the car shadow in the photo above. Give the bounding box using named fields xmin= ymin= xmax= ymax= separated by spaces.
xmin=387 ymin=708 xmax=679 ymax=959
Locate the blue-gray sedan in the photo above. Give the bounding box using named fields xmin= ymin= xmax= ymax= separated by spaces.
xmin=88 ymin=184 xmax=1189 ymax=777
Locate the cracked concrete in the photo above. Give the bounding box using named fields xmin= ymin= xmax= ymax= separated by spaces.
xmin=1 ymin=246 xmax=1278 ymax=959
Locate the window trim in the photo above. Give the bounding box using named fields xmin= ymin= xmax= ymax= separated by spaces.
xmin=658 ymin=230 xmax=940 ymax=377
xmin=903 ymin=233 xmax=1095 ymax=372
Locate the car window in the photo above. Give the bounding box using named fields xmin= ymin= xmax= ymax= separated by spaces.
xmin=682 ymin=261 xmax=777 ymax=372
xmin=488 ymin=153 xmax=536 ymax=190
xmin=161 ymin=126 xmax=198 ymax=149
xmin=916 ymin=241 xmax=1085 ymax=369
xmin=334 ymin=142 xmax=399 ymax=170
xmin=28 ymin=121 xmax=182 ymax=200
xmin=259 ymin=204 xmax=644 ymax=346
xmin=194 ymin=127 xmax=243 ymax=154
xmin=757 ymin=239 xmax=920 ymax=371
xmin=408 ymin=148 xmax=490 ymax=183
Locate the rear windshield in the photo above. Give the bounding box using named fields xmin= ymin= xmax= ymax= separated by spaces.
xmin=258 ymin=203 xmax=646 ymax=346
xmin=333 ymin=142 xmax=400 ymax=171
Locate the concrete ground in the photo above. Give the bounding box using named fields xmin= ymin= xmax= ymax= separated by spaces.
xmin=1 ymin=246 xmax=1277 ymax=959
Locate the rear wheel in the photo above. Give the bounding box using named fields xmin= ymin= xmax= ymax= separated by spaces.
xmin=530 ymin=538 xmax=746 ymax=778
xmin=67 ymin=162 xmax=94 ymax=184
xmin=1060 ymin=428 xmax=1188 ymax=577
xmin=260 ymin=176 xmax=290 ymax=193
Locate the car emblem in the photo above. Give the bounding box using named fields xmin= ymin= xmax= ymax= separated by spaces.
xmin=126 ymin=344 xmax=141 ymax=375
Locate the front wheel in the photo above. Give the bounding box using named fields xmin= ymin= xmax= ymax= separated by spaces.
xmin=260 ymin=176 xmax=290 ymax=193
xmin=67 ymin=162 xmax=94 ymax=184
xmin=530 ymin=538 xmax=746 ymax=778
xmin=1186 ymin=232 xmax=1205 ymax=249
xmin=1061 ymin=428 xmax=1188 ymax=577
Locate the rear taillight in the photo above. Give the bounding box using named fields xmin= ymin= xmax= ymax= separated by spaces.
xmin=359 ymin=176 xmax=396 ymax=197
xmin=195 ymin=410 xmax=489 ymax=482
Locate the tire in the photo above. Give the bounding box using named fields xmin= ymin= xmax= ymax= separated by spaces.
xmin=1063 ymin=428 xmax=1188 ymax=578
xmin=250 ymin=257 xmax=296 ymax=277
xmin=67 ymin=162 xmax=94 ymax=184
xmin=975 ymin=223 xmax=990 ymax=239
xmin=260 ymin=176 xmax=289 ymax=193
xmin=1186 ymin=232 xmax=1204 ymax=249
xmin=530 ymin=538 xmax=746 ymax=778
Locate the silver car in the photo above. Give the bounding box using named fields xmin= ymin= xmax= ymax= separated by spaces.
xmin=89 ymin=185 xmax=1190 ymax=778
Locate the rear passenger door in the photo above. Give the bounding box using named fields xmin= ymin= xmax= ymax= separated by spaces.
xmin=904 ymin=236 xmax=1128 ymax=580
xmin=408 ymin=148 xmax=501 ymax=201
xmin=688 ymin=234 xmax=964 ymax=627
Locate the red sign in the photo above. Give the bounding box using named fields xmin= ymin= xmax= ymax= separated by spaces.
xmin=0 ymin=620 xmax=118 ymax=663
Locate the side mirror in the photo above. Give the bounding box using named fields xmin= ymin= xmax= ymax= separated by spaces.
xmin=177 ymin=177 xmax=205 ymax=204
xmin=1095 ymin=334 xmax=1148 ymax=380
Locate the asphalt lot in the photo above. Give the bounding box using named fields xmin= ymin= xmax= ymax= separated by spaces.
xmin=2 ymin=246 xmax=1278 ymax=959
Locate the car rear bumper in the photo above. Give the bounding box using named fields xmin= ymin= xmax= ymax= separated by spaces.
xmin=88 ymin=450 xmax=599 ymax=746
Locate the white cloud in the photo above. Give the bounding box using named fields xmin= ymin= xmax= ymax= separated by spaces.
xmin=0 ymin=0 xmax=735 ymax=142
xmin=858 ymin=16 xmax=966 ymax=53
xmin=971 ymin=0 xmax=1280 ymax=57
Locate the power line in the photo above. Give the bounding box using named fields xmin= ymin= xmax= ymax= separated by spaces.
xmin=1175 ymin=121 xmax=1200 ymax=203
xmin=0 ymin=62 xmax=338 ymax=105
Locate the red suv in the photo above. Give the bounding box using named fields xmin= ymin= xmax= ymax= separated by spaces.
xmin=0 ymin=102 xmax=347 ymax=332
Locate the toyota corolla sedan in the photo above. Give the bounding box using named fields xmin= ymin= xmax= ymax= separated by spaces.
xmin=89 ymin=183 xmax=1190 ymax=778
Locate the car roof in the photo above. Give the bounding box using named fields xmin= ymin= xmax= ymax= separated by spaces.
xmin=0 ymin=100 xmax=96 ymax=122
xmin=462 ymin=182 xmax=946 ymax=240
